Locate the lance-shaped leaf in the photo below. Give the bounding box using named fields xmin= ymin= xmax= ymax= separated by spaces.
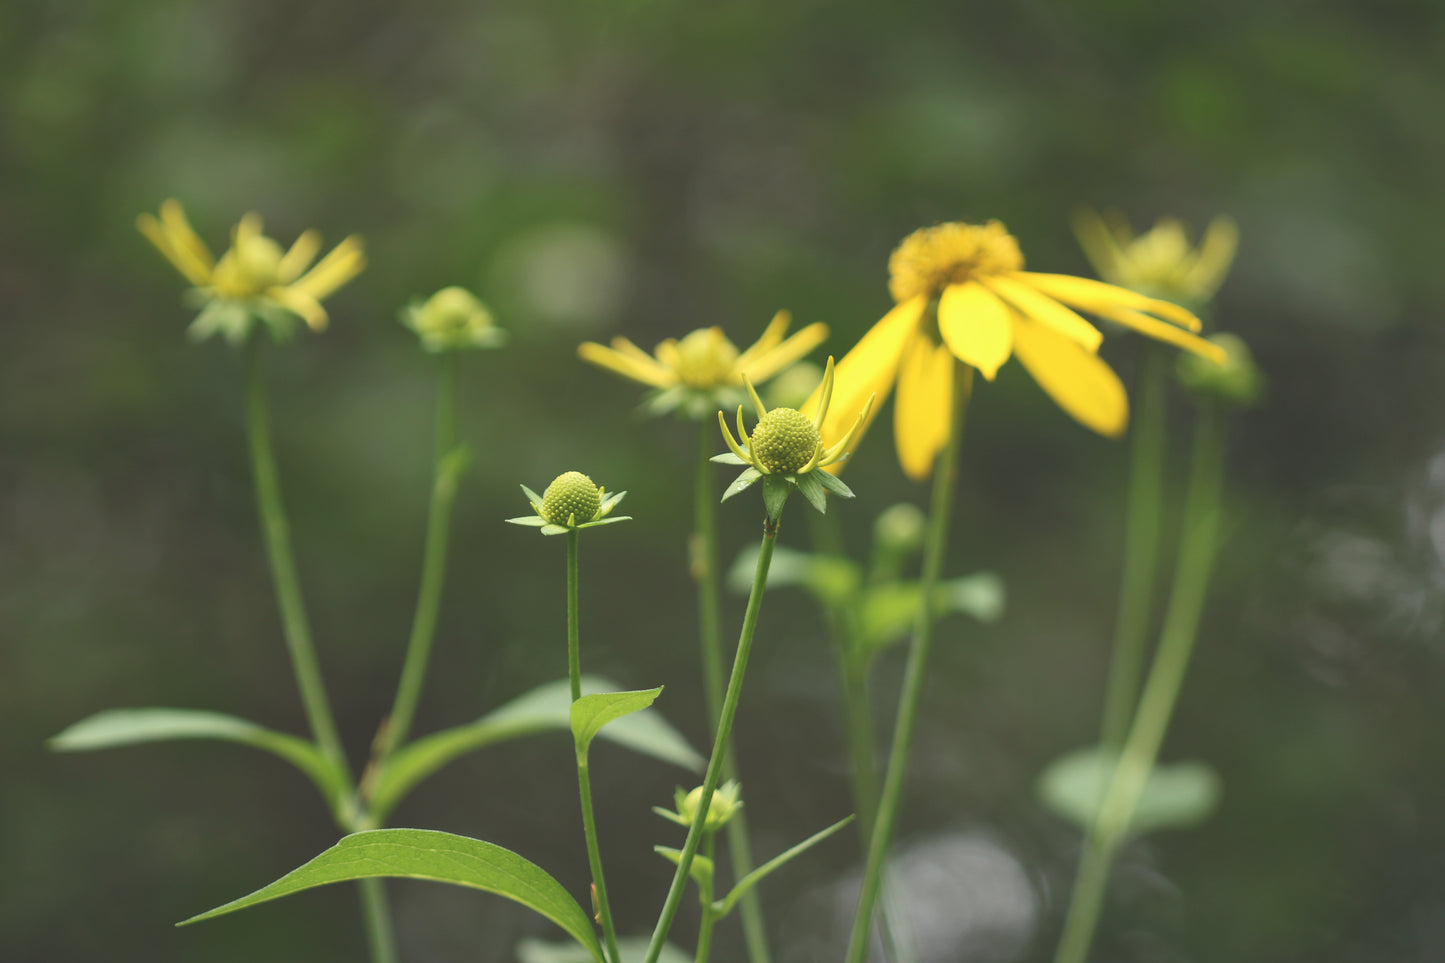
xmin=49 ymin=708 xmax=344 ymax=810
xmin=1037 ymin=746 xmax=1222 ymax=836
xmin=179 ymin=829 xmax=604 ymax=962
xmin=794 ymin=471 xmax=828 ymax=514
xmin=570 ymin=687 xmax=663 ymax=757
xmin=653 ymin=845 xmax=715 ymax=893
xmin=713 ymin=815 xmax=854 ymax=918
xmin=368 ymin=676 xmax=701 ymax=820
xmin=762 ymin=475 xmax=791 ymax=520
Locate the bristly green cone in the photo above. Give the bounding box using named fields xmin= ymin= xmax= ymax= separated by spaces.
xmin=749 ymin=409 xmax=821 ymax=474
xmin=506 ymin=471 xmax=631 ymax=536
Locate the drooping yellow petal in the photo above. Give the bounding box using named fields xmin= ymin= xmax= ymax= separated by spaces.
xmin=733 ymin=310 xmax=791 ymax=371
xmin=802 ymin=295 xmax=926 ymax=467
xmin=981 ymin=275 xmax=1103 ymax=352
xmin=137 ymin=213 xmax=213 ymax=287
xmin=893 ymin=334 xmax=954 ymax=481
xmin=577 ymin=341 xmax=674 ymax=387
xmin=1084 ymin=304 xmax=1227 ymax=364
xmin=738 ymin=321 xmax=829 ymax=384
xmin=1016 ymin=272 xmax=1202 ymax=332
xmin=289 ymin=236 xmax=366 ymax=300
xmin=936 ymin=282 xmax=1014 ymax=380
xmin=1011 ymin=316 xmax=1128 ymax=438
xmin=277 ymin=229 xmax=322 ymax=284
xmin=158 ymin=200 xmax=216 ymax=277
xmin=1180 ymin=215 xmax=1238 ymax=298
xmin=610 ymin=336 xmax=664 ymax=369
xmin=268 ymin=286 xmax=329 ymax=331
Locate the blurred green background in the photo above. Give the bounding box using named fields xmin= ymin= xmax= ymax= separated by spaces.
xmin=5 ymin=0 xmax=1445 ymax=960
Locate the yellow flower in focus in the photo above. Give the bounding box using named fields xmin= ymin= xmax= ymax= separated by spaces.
xmin=577 ymin=311 xmax=828 ymax=419
xmin=137 ymin=199 xmax=366 ymax=343
xmin=807 ymin=220 xmax=1229 ymax=482
xmin=1073 ymin=209 xmax=1238 ymax=306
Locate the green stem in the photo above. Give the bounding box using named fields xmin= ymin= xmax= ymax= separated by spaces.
xmin=577 ymin=754 xmax=623 ymax=963
xmin=358 ymin=878 xmax=399 ymax=963
xmin=380 ymin=352 xmax=461 ymax=758
xmin=695 ymin=833 xmax=717 ymax=963
xmin=839 ymin=649 xmax=879 ymax=838
xmin=644 ymin=509 xmax=783 ymax=963
xmin=568 ymin=529 xmax=581 ymax=702
xmin=692 ymin=424 xmax=772 ymax=963
xmin=242 ymin=335 xmax=350 ymax=785
xmin=1052 ymin=401 xmax=1227 ymax=963
xmin=845 ymin=363 xmax=972 ymax=963
xmin=1100 ymin=344 xmax=1168 ymax=752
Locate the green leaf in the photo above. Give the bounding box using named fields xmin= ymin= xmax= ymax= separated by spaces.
xmin=50 ymin=708 xmax=343 ymax=810
xmin=762 ymin=475 xmax=791 ymax=520
xmin=721 ymin=467 xmax=762 ymax=502
xmin=179 ymin=829 xmax=603 ymax=961
xmin=726 ymin=545 xmax=861 ymax=608
xmin=710 ymin=452 xmax=749 ymax=466
xmin=815 ymin=470 xmax=855 ymax=498
xmin=714 ymin=815 xmax=854 ymax=917
xmin=1037 ymin=746 xmax=1222 ymax=836
xmin=858 ymin=574 xmax=1006 ymax=651
xmin=518 ymin=936 xmax=692 ymax=963
xmin=368 ymin=677 xmax=701 ymax=820
xmin=794 ymin=471 xmax=828 ymax=514
xmin=653 ymin=845 xmax=714 ymax=892
xmin=570 ymin=687 xmax=663 ymax=756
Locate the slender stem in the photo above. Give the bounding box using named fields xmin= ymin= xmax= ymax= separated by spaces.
xmin=692 ymin=424 xmax=772 ymax=963
xmin=845 ymin=363 xmax=972 ymax=963
xmin=695 ymin=833 xmax=717 ymax=963
xmin=381 ymin=352 xmax=462 ymax=758
xmin=568 ymin=529 xmax=581 ymax=702
xmin=577 ymin=754 xmax=623 ymax=963
xmin=1100 ymin=344 xmax=1168 ymax=752
xmin=242 ymin=335 xmax=350 ymax=782
xmin=358 ymin=878 xmax=399 ymax=963
xmin=644 ymin=509 xmax=783 ymax=963
xmin=1053 ymin=401 xmax=1227 ymax=963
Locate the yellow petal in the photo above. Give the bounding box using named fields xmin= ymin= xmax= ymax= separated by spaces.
xmin=158 ymin=200 xmax=216 ymax=277
xmin=1017 ymin=272 xmax=1202 ymax=332
xmin=233 ymin=211 xmax=263 ymax=248
xmin=277 ymin=229 xmax=322 ymax=284
xmin=1180 ymin=215 xmax=1238 ymax=298
xmin=577 ymin=341 xmax=674 ymax=387
xmin=981 ymin=275 xmax=1103 ymax=351
xmin=289 ymin=236 xmax=366 ymax=300
xmin=738 ymin=321 xmax=829 ymax=384
xmin=802 ymin=295 xmax=926 ymax=468
xmin=1085 ymin=304 xmax=1227 ymax=364
xmin=893 ymin=334 xmax=954 ymax=482
xmin=733 ymin=310 xmax=791 ymax=371
xmin=1011 ymin=316 xmax=1128 ymax=438
xmin=936 ymin=282 xmax=1014 ymax=380
xmin=137 ymin=213 xmax=212 ymax=287
xmin=268 ymin=286 xmax=329 ymax=331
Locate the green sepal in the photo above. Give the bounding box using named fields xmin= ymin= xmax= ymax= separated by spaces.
xmin=652 ymin=805 xmax=691 ymax=828
xmin=575 ymin=515 xmax=632 ymax=530
xmin=712 ymin=815 xmax=854 ymax=918
xmin=722 ymin=467 xmax=763 ymax=502
xmin=711 ymin=452 xmax=749 ymax=466
xmin=654 ymin=845 xmax=715 ymax=893
xmin=540 ymin=523 xmax=570 ymax=536
xmin=598 ymin=490 xmax=628 ymax=515
xmin=570 ymin=687 xmax=664 ymax=757
xmin=761 ymin=475 xmax=791 ymax=520
xmin=178 ymin=829 xmax=604 ymax=963
xmin=816 ymin=470 xmax=855 ymax=499
xmin=793 ymin=471 xmax=828 ymax=514
xmin=506 ymin=516 xmax=549 ymax=527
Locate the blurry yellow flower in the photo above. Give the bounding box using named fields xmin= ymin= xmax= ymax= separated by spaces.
xmin=137 ymin=199 xmax=365 ymax=343
xmin=1073 ymin=210 xmax=1238 ymax=306
xmin=807 ymin=220 xmax=1227 ymax=481
xmin=578 ymin=311 xmax=828 ymax=419
xmin=400 ymin=286 xmax=505 ymax=353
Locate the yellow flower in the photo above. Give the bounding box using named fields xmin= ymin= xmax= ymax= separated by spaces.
xmin=578 ymin=311 xmax=828 ymax=419
xmin=1073 ymin=209 xmax=1238 ymax=306
xmin=807 ymin=220 xmax=1228 ymax=482
xmin=137 ymin=199 xmax=365 ymax=342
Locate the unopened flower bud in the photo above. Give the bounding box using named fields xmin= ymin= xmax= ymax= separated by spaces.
xmin=676 ymin=780 xmax=742 ymax=832
xmin=541 ymin=471 xmax=603 ymax=527
xmin=1176 ymin=333 xmax=1263 ymax=408
xmin=401 ymin=286 xmax=505 ymax=352
xmin=873 ymin=503 xmax=926 ymax=557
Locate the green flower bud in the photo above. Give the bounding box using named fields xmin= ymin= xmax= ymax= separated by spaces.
xmin=541 ymin=471 xmax=603 ymax=527
xmin=873 ymin=503 xmax=926 ymax=557
xmin=676 ymin=780 xmax=742 ymax=832
xmin=1176 ymin=332 xmax=1263 ymax=408
xmin=748 ymin=408 xmax=821 ymax=474
xmin=401 ymin=286 xmax=505 ymax=352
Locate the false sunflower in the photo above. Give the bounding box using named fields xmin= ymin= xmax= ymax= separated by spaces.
xmin=137 ymin=199 xmax=365 ymax=343
xmin=1073 ymin=210 xmax=1238 ymax=307
xmin=807 ymin=220 xmax=1227 ymax=481
xmin=578 ymin=311 xmax=828 ymax=419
